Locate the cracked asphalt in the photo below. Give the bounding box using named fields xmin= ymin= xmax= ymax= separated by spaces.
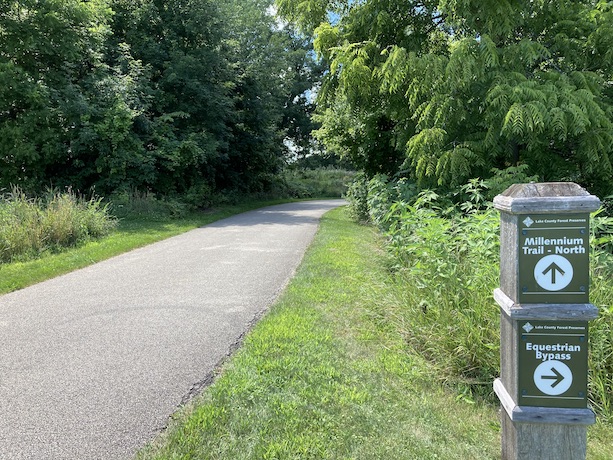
xmin=0 ymin=200 xmax=345 ymax=460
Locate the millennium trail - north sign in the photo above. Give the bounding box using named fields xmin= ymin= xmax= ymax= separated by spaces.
xmin=518 ymin=213 xmax=590 ymax=304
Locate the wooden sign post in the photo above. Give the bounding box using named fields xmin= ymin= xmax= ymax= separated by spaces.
xmin=493 ymin=183 xmax=601 ymax=460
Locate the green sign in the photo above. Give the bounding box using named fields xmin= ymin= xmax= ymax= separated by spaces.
xmin=518 ymin=213 xmax=590 ymax=304
xmin=518 ymin=320 xmax=588 ymax=408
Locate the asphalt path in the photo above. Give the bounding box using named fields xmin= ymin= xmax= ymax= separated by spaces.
xmin=0 ymin=199 xmax=345 ymax=460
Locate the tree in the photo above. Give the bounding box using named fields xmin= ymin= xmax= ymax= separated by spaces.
xmin=0 ymin=0 xmax=160 ymax=193
xmin=107 ymin=0 xmax=233 ymax=197
xmin=111 ymin=0 xmax=324 ymax=195
xmin=220 ymin=0 xmax=326 ymax=189
xmin=0 ymin=0 xmax=332 ymax=198
xmin=1 ymin=1 xmax=110 ymax=190
xmin=277 ymin=0 xmax=613 ymax=196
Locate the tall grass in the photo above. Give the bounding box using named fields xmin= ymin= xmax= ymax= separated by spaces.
xmin=381 ymin=196 xmax=501 ymax=397
xmin=109 ymin=189 xmax=189 ymax=219
xmin=0 ymin=187 xmax=117 ymax=263
xmin=589 ymin=232 xmax=613 ymax=420
xmin=347 ymin=174 xmax=613 ymax=420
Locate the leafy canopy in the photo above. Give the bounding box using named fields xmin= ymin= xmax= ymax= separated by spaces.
xmin=277 ymin=0 xmax=613 ymax=196
xmin=0 ymin=0 xmax=322 ymax=199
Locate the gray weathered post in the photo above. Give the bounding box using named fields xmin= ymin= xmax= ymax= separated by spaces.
xmin=493 ymin=182 xmax=601 ymax=460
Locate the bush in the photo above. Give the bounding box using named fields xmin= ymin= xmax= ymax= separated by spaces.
xmin=353 ymin=174 xmax=613 ymax=418
xmin=0 ymin=187 xmax=117 ymax=263
xmin=344 ymin=172 xmax=369 ymax=222
xmin=282 ymin=167 xmax=355 ymax=199
xmin=109 ymin=189 xmax=188 ymax=219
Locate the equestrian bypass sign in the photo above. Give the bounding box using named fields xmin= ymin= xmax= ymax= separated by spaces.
xmin=518 ymin=320 xmax=589 ymax=408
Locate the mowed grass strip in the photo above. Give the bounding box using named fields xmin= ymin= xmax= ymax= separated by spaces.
xmin=136 ymin=207 xmax=505 ymax=459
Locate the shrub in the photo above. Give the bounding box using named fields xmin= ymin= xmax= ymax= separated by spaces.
xmin=0 ymin=187 xmax=117 ymax=263
xmin=344 ymin=172 xmax=369 ymax=222
xmin=355 ymin=174 xmax=613 ymax=417
xmin=109 ymin=189 xmax=187 ymax=219
xmin=282 ymin=167 xmax=355 ymax=199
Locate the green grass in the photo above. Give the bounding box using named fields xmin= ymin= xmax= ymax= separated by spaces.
xmin=135 ymin=206 xmax=613 ymax=459
xmin=121 ymin=210 xmax=456 ymax=457
xmin=0 ymin=199 xmax=295 ymax=294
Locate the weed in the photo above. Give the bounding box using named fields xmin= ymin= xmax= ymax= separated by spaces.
xmin=351 ymin=173 xmax=613 ymax=418
xmin=344 ymin=172 xmax=370 ymax=222
xmin=0 ymin=187 xmax=116 ymax=263
xmin=109 ymin=189 xmax=188 ymax=219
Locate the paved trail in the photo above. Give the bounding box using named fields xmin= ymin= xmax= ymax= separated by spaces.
xmin=0 ymin=200 xmax=345 ymax=460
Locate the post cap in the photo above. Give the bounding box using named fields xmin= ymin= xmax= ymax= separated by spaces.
xmin=494 ymin=182 xmax=601 ymax=214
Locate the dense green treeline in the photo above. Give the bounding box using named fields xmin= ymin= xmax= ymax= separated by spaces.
xmin=0 ymin=0 xmax=321 ymax=199
xmin=276 ymin=0 xmax=613 ymax=198
xmin=5 ymin=1 xmax=611 ymax=199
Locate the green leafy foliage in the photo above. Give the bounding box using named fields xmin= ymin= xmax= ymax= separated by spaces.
xmin=0 ymin=0 xmax=323 ymax=201
xmin=344 ymin=171 xmax=370 ymax=222
xmin=281 ymin=167 xmax=354 ymax=198
xmin=344 ymin=173 xmax=613 ymax=418
xmin=278 ymin=0 xmax=613 ymax=197
xmin=0 ymin=187 xmax=116 ymax=262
